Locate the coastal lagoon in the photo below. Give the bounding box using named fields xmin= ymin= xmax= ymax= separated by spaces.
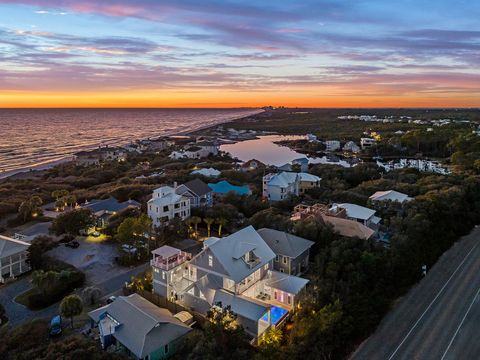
xmin=220 ymin=135 xmax=355 ymax=168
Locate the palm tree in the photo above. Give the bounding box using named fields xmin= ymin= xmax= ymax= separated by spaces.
xmin=185 ymin=218 xmax=194 ymax=237
xmin=215 ymin=217 xmax=227 ymax=237
xmin=204 ymin=217 xmax=214 ymax=237
xmin=59 ymin=294 xmax=83 ymax=329
xmin=191 ymin=216 xmax=202 ymax=237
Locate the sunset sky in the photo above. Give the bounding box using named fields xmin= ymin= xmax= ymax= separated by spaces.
xmin=0 ymin=1 xmax=479 ymax=108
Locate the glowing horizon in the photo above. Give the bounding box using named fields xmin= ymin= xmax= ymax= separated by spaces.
xmin=0 ymin=1 xmax=479 ymax=108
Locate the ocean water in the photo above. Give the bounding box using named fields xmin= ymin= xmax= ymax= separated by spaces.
xmin=0 ymin=108 xmax=261 ymax=175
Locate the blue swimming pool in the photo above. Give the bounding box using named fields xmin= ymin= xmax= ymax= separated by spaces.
xmin=261 ymin=306 xmax=288 ymax=325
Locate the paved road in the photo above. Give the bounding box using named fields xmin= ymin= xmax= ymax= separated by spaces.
xmin=0 ymin=277 xmax=59 ymax=327
xmin=350 ymin=226 xmax=480 ymax=360
xmin=0 ymin=263 xmax=148 ymax=327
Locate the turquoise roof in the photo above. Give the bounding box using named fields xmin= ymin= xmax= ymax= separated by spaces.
xmin=208 ymin=180 xmax=251 ymax=195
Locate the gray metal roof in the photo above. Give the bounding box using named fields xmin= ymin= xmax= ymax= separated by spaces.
xmin=213 ymin=290 xmax=270 ymax=321
xmin=191 ymin=226 xmax=276 ymax=283
xmin=88 ymin=294 xmax=191 ymax=359
xmin=0 ymin=235 xmax=30 ymax=259
xmin=83 ymin=197 xmax=140 ymax=214
xmin=257 ymin=228 xmax=314 ymax=258
xmin=265 ymin=270 xmax=309 ymax=295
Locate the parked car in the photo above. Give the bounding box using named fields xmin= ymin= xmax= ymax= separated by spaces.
xmin=49 ymin=315 xmax=62 ymax=337
xmin=65 ymin=241 xmax=80 ymax=248
xmin=107 ymin=296 xmax=116 ymax=304
xmin=91 ymin=231 xmax=101 ymax=237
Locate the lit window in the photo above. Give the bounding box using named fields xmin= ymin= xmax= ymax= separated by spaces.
xmin=208 ymin=255 xmax=213 ymax=267
xmin=162 ymin=271 xmax=166 ymax=280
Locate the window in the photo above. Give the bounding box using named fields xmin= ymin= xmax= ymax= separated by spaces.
xmin=208 ymin=255 xmax=213 ymax=267
xmin=163 ymin=206 xmax=168 ymax=212
xmin=283 ymin=256 xmax=288 ymax=264
xmin=162 ymin=271 xmax=166 ymax=280
xmin=287 ymin=295 xmax=291 ymax=305
xmin=274 ymin=291 xmax=277 ymax=300
xmin=164 ymin=344 xmax=169 ymax=354
xmin=275 ymin=255 xmax=279 ymax=262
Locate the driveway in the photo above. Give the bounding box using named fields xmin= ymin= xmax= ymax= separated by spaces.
xmin=47 ymin=236 xmax=130 ymax=285
xmin=0 ymin=263 xmax=149 ymax=328
xmin=0 ymin=277 xmax=59 ymax=327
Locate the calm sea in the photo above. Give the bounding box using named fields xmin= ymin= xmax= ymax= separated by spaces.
xmin=0 ymin=108 xmax=262 ymax=175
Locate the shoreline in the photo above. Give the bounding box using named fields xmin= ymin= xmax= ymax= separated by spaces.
xmin=0 ymin=109 xmax=264 ymax=180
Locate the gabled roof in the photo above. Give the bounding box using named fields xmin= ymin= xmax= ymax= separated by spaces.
xmin=191 ymin=226 xmax=275 ymax=283
xmin=0 ymin=235 xmax=30 ymax=258
xmin=332 ymin=203 xmax=376 ymax=221
xmin=178 ymin=178 xmax=212 ymax=197
xmin=241 ymin=159 xmax=265 ymax=168
xmin=83 ymin=197 xmax=140 ymax=214
xmin=148 ymin=192 xmax=185 ymax=207
xmin=265 ymin=270 xmax=309 ymax=295
xmin=267 ymin=172 xmax=320 ymax=187
xmin=257 ymin=228 xmax=314 ymax=258
xmin=88 ymin=294 xmax=191 ymax=359
xmin=193 ymin=273 xmax=223 ymax=305
xmin=191 ymin=168 xmax=221 ymax=177
xmin=321 ymin=215 xmax=375 ymax=240
xmin=369 ymin=190 xmax=412 ymax=203
xmin=297 ymin=173 xmax=321 ymax=182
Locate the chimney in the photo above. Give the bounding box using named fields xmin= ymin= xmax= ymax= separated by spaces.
xmin=173 ymin=181 xmax=178 ymax=189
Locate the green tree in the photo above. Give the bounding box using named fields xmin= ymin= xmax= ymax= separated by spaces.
xmin=59 ymin=294 xmax=83 ymax=329
xmin=51 ymin=208 xmax=95 ymax=235
xmin=18 ymin=195 xmax=43 ymax=222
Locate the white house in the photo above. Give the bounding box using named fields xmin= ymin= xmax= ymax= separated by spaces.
xmin=325 ymin=140 xmax=341 ymax=152
xmin=191 ymin=168 xmax=221 ymax=177
xmin=330 ymin=203 xmax=381 ymax=229
xmin=0 ymin=235 xmax=31 ymax=283
xmin=369 ymin=190 xmax=412 ymax=204
xmin=360 ymin=137 xmax=377 ymax=149
xmin=263 ymin=172 xmax=321 ymax=201
xmin=148 ymin=184 xmax=191 ymax=227
xmin=343 ymin=141 xmax=360 ymax=153
xmin=306 ymin=133 xmax=318 ymax=142
xmin=151 ymin=226 xmax=310 ymax=339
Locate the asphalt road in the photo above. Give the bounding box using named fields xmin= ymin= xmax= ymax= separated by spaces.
xmin=350 ymin=226 xmax=480 ymax=360
xmin=0 ymin=262 xmax=148 ymax=327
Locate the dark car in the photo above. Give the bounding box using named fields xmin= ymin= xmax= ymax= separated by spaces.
xmin=65 ymin=241 xmax=80 ymax=248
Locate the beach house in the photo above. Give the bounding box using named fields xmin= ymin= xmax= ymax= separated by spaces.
xmin=330 ymin=203 xmax=381 ymax=229
xmin=82 ymin=197 xmax=141 ymax=227
xmin=0 ymin=235 xmax=31 ymax=283
xmin=148 ymin=184 xmax=191 ymax=227
xmin=290 ymin=203 xmax=375 ymax=240
xmin=262 ymin=172 xmax=321 ymax=201
xmin=175 ymin=179 xmax=213 ymax=208
xmin=151 ymin=226 xmax=309 ymax=339
xmin=257 ymin=228 xmax=314 ymax=276
xmin=369 ymin=190 xmax=412 ymax=204
xmin=88 ymin=293 xmax=192 ymax=359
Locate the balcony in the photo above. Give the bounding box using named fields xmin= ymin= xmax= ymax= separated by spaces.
xmin=151 ymin=245 xmax=192 ymax=271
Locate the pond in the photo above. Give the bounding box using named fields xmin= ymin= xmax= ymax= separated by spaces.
xmin=220 ymin=135 xmax=356 ymax=168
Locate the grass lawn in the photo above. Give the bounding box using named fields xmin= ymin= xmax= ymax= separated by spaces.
xmin=14 ymin=287 xmax=39 ymax=307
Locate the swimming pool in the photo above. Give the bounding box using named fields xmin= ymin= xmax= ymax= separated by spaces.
xmin=261 ymin=306 xmax=289 ymax=325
